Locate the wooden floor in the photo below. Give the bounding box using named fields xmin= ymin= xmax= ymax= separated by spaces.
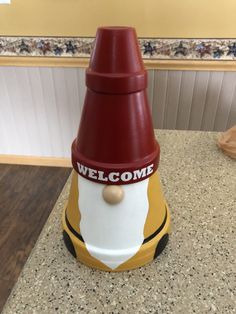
xmin=0 ymin=164 xmax=71 ymax=312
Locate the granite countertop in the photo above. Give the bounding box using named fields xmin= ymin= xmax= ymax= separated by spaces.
xmin=3 ymin=130 xmax=236 ymax=314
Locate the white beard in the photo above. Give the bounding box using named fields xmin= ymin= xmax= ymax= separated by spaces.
xmin=78 ymin=175 xmax=149 ymax=270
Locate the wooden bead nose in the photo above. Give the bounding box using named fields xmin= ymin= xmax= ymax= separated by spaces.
xmin=102 ymin=185 xmax=124 ymax=204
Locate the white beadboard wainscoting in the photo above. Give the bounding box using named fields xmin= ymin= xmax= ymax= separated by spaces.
xmin=0 ymin=67 xmax=236 ymax=158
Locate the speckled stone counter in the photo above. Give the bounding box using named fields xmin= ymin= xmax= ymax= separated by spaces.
xmin=3 ymin=130 xmax=236 ymax=314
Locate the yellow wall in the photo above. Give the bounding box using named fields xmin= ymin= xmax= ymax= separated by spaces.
xmin=0 ymin=0 xmax=235 ymax=38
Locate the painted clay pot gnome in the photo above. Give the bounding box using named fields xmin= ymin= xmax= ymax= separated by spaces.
xmin=62 ymin=26 xmax=171 ymax=271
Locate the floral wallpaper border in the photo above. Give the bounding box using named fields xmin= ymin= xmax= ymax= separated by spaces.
xmin=1 ymin=36 xmax=236 ymax=60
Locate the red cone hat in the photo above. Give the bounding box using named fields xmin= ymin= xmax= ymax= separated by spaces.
xmin=72 ymin=26 xmax=160 ymax=185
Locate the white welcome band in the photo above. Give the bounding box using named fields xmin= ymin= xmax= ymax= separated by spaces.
xmin=77 ymin=162 xmax=154 ymax=184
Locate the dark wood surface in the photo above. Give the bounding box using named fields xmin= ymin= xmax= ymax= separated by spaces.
xmin=0 ymin=164 xmax=71 ymax=312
